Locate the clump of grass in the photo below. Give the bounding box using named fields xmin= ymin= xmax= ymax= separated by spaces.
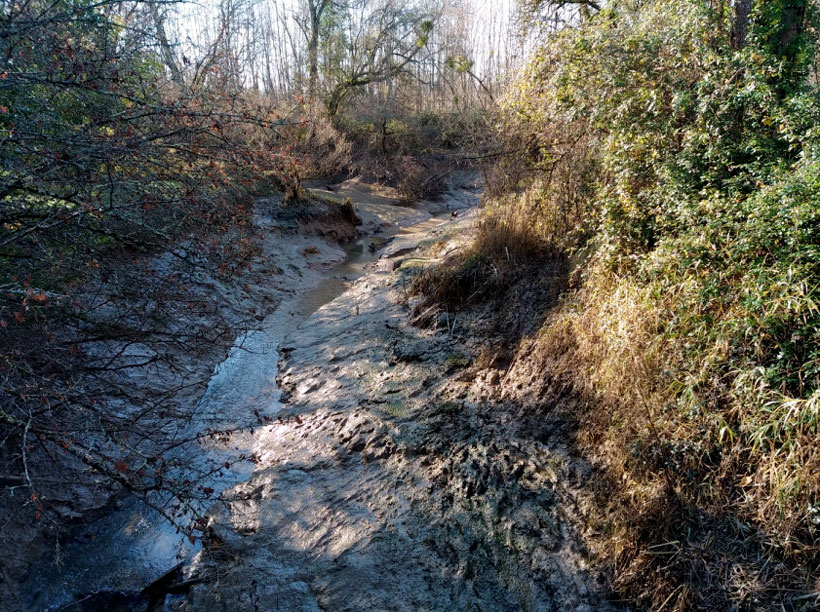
xmin=411 ymin=192 xmax=566 ymax=309
xmin=527 ymin=163 xmax=820 ymax=609
xmin=444 ymin=352 xmax=471 ymax=372
xmin=411 ymin=251 xmax=501 ymax=308
xmin=383 ymin=402 xmax=406 ymax=418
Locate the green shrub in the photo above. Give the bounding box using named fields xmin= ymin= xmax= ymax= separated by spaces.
xmin=451 ymin=0 xmax=820 ymax=608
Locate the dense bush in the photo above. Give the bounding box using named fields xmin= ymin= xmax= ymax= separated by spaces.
xmin=456 ymin=0 xmax=820 ymax=608
xmin=333 ymin=104 xmax=491 ymax=198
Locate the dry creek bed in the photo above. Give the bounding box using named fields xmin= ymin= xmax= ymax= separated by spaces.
xmin=172 ymin=209 xmax=621 ymax=612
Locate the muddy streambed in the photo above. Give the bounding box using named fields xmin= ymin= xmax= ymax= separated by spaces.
xmin=25 ymin=188 xmax=471 ymax=612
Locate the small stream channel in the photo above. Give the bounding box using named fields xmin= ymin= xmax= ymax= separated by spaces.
xmin=26 ymin=190 xmax=474 ymax=612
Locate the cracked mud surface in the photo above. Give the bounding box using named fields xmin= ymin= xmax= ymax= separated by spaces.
xmin=179 ymin=214 xmax=619 ymax=612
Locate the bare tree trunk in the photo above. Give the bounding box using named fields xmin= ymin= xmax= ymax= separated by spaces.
xmin=779 ymin=0 xmax=807 ymax=54
xmin=731 ymin=0 xmax=753 ymax=50
xmin=149 ymin=3 xmax=183 ymax=85
xmin=305 ymin=0 xmax=332 ymax=100
xmin=307 ymin=23 xmax=319 ymax=97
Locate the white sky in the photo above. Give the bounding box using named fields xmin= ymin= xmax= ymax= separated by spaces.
xmin=168 ymin=0 xmax=523 ymax=81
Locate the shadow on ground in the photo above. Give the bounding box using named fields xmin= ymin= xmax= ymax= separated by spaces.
xmin=177 ymin=230 xmax=618 ymax=612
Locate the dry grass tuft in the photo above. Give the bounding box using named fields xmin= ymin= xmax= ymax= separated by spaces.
xmin=411 ymin=193 xmax=566 ymax=310
xmin=525 ymin=257 xmax=820 ymax=611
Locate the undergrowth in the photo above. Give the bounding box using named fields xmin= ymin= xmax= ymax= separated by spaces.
xmin=419 ymin=1 xmax=820 ymax=609
xmin=336 ymin=105 xmax=490 ymax=199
